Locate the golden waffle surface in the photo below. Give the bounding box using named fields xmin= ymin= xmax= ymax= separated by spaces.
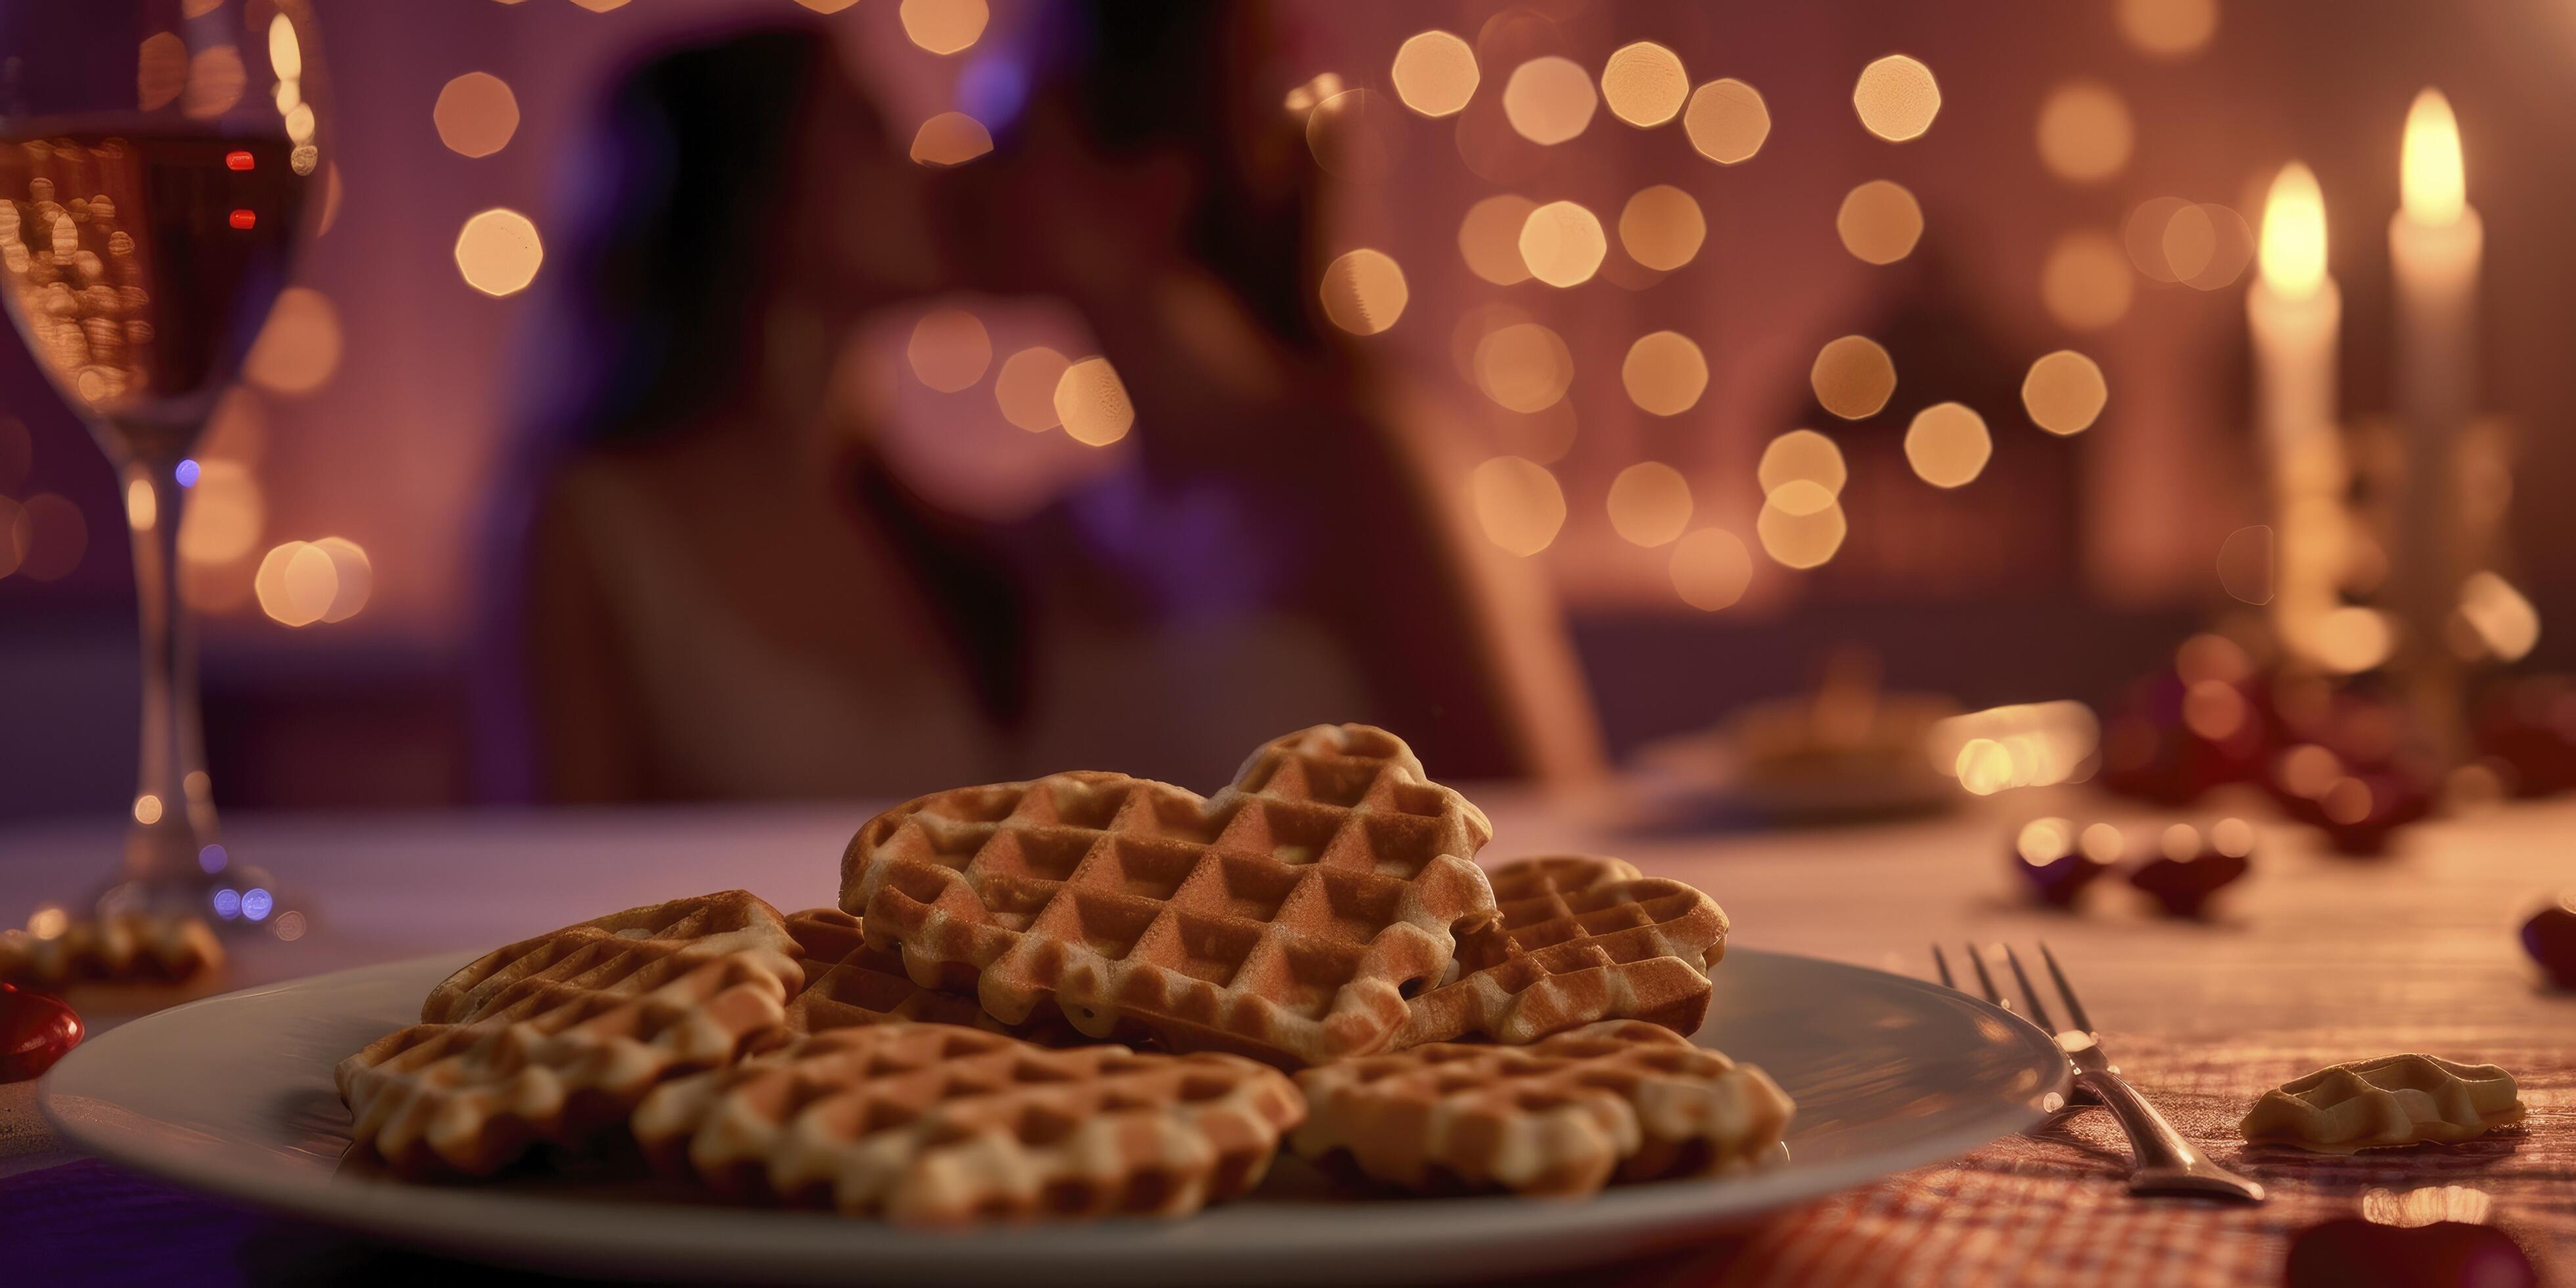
xmin=1293 ymin=1019 xmax=1793 ymax=1197
xmin=336 ymin=892 xmax=803 ymax=1177
xmin=1396 ymin=855 xmax=1728 ymax=1048
xmin=633 ymin=1023 xmax=1305 ymax=1224
xmin=841 ymin=724 xmax=1498 ymax=1067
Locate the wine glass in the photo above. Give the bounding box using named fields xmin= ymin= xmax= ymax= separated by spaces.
xmin=0 ymin=1 xmax=325 ymax=927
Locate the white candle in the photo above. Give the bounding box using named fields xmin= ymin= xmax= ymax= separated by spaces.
xmin=2389 ymin=88 xmax=2481 ymax=758
xmin=2247 ymin=162 xmax=2345 ymax=666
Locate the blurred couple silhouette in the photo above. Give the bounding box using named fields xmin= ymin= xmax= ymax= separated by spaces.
xmin=487 ymin=1 xmax=1600 ymax=804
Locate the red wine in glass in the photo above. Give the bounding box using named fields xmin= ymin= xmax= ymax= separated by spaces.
xmin=0 ymin=130 xmax=306 ymax=453
xmin=0 ymin=1 xmax=324 ymax=929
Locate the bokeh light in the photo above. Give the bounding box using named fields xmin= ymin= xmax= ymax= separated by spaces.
xmin=2125 ymin=196 xmax=2192 ymax=283
xmin=178 ymin=459 xmax=262 ymax=565
xmin=1391 ymin=31 xmax=1479 ymax=118
xmin=1668 ymin=528 xmax=1752 ymax=610
xmin=1758 ymin=486 xmax=1847 ymax=568
xmin=16 ymin=495 xmax=84 ymax=582
xmin=1683 ymin=79 xmax=1769 ymax=164
xmin=1621 ymin=331 xmax=1707 ymax=416
xmin=138 ymin=32 xmax=187 ymax=112
xmin=432 ymin=72 xmax=519 ymax=159
xmin=455 ymin=208 xmax=543 ymax=296
xmin=254 ymin=537 xmax=370 ymax=627
xmin=568 ymin=0 xmax=631 ymax=10
xmin=2036 ymin=80 xmax=2132 ymax=183
xmin=1810 ymin=336 xmax=1896 ymax=420
xmin=906 ymin=308 xmax=993 ymax=392
xmin=1469 ymin=456 xmax=1567 ymax=557
xmin=1306 ymin=90 xmax=1400 ymax=179
xmin=1600 ymin=42 xmax=1688 ymax=127
xmin=1473 ymin=322 xmax=1574 ymax=413
xmin=911 ymin=112 xmax=994 ymax=166
xmin=1053 ymin=357 xmax=1134 ymax=446
xmin=2456 ymin=572 xmax=2539 ymax=661
xmin=1617 ymin=185 xmax=1703 ymax=271
xmin=1320 ymin=248 xmax=1408 ymax=335
xmin=2041 ymin=231 xmax=2134 ymax=330
xmin=2022 ymin=350 xmax=2108 ymax=435
xmin=242 ymin=287 xmax=341 ymax=394
xmin=2312 ymin=606 xmax=2393 ymax=674
xmin=1502 ymin=57 xmax=1597 ymax=146
xmin=2217 ymin=524 xmax=2275 ymax=605
xmin=2163 ymin=202 xmax=2255 ymax=290
xmin=2118 ymin=0 xmax=2219 ymax=57
xmin=0 ymin=496 xmax=25 ymax=580
xmin=900 ymin=0 xmax=988 ymax=55
xmin=1835 ymin=180 xmax=1922 ymax=264
xmin=183 ymin=45 xmax=247 ymax=120
xmin=1904 ymin=403 xmax=1992 ymax=488
xmin=994 ymin=347 xmax=1070 ymax=431
xmin=1759 ymin=430 xmax=1847 ymax=499
xmin=1458 ymin=194 xmax=1539 ymax=285
xmin=1517 ymin=200 xmax=1605 ymax=288
xmin=1283 ymin=74 xmax=1345 ymax=116
xmin=1606 ymin=462 xmax=1693 ymax=547
xmin=1853 ymin=55 xmax=1940 ymax=142
xmin=0 ymin=418 xmax=26 ymax=492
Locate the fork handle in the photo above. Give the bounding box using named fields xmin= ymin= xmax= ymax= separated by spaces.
xmin=2076 ymin=1067 xmax=2266 ymax=1202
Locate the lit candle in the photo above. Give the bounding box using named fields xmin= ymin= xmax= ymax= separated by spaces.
xmin=2389 ymin=89 xmax=2479 ymax=760
xmin=2247 ymin=163 xmax=2344 ymax=667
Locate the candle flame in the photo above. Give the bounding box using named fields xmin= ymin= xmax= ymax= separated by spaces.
xmin=2259 ymin=162 xmax=2327 ymax=298
xmin=2401 ymin=88 xmax=2465 ymax=225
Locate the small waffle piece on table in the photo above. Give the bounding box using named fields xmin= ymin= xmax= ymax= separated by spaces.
xmin=336 ymin=892 xmax=804 ymax=1178
xmin=782 ymin=908 xmax=1080 ymax=1045
xmin=842 ymin=724 xmax=1498 ymax=1067
xmin=1394 ymin=855 xmax=1727 ymax=1049
xmin=1292 ymin=1020 xmax=1793 ymax=1197
xmin=0 ymin=912 xmax=223 ymax=990
xmin=632 ymin=1023 xmax=1305 ymax=1224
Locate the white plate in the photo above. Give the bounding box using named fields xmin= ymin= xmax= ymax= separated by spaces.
xmin=41 ymin=949 xmax=2069 ymax=1285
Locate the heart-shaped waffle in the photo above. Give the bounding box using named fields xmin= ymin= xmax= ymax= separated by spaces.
xmin=424 ymin=890 xmax=802 ymax=1025
xmin=841 ymin=724 xmax=1497 ymax=1067
xmin=1292 ymin=1019 xmax=1793 ymax=1197
xmin=1394 ymin=855 xmax=1728 ymax=1048
xmin=782 ymin=908 xmax=1081 ymax=1046
xmin=337 ymin=892 xmax=804 ymax=1176
xmin=632 ymin=1023 xmax=1306 ymax=1224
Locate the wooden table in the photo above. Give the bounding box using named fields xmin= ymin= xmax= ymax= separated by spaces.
xmin=3 ymin=788 xmax=2569 ymax=1285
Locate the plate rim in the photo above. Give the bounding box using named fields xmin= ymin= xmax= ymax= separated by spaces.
xmin=39 ymin=947 xmax=2071 ymax=1284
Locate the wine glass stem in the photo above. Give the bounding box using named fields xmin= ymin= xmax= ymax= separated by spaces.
xmin=121 ymin=455 xmax=216 ymax=886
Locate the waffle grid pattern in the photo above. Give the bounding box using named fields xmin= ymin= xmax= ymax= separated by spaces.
xmin=1398 ymin=855 xmax=1729 ymax=1047
xmin=842 ymin=724 xmax=1497 ymax=1066
xmin=423 ymin=890 xmax=800 ymax=1026
xmin=633 ymin=1023 xmax=1305 ymax=1224
xmin=1293 ymin=1019 xmax=1793 ymax=1197
xmin=782 ymin=908 xmax=1078 ymax=1044
xmin=336 ymin=894 xmax=806 ymax=1178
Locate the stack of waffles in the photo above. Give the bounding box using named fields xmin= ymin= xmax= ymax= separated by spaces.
xmin=336 ymin=723 xmax=1790 ymax=1222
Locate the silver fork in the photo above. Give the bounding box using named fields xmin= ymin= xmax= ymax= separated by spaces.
xmin=1936 ymin=942 xmax=2265 ymax=1203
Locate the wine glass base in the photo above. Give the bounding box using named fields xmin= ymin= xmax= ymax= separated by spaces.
xmin=90 ymin=862 xmax=302 ymax=939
